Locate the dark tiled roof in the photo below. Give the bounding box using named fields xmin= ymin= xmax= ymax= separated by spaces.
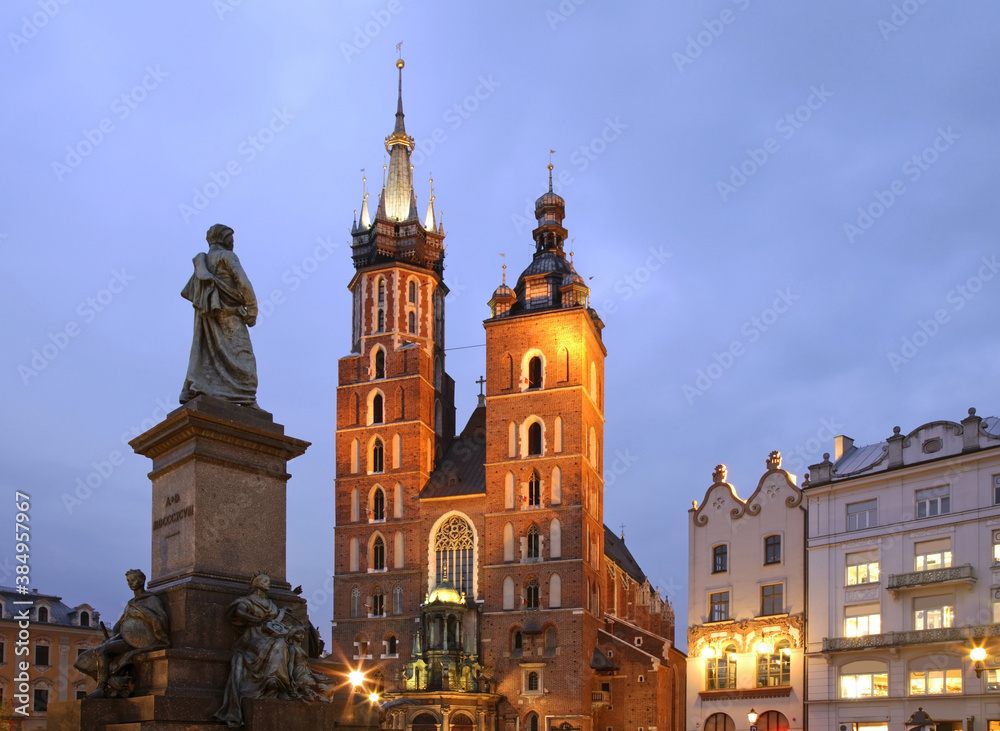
xmin=603 ymin=527 xmax=646 ymax=583
xmin=590 ymin=647 xmax=618 ymax=671
xmin=421 ymin=406 xmax=487 ymax=499
xmin=0 ymin=586 xmax=98 ymax=626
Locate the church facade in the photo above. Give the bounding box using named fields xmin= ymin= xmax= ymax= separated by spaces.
xmin=330 ymin=60 xmax=686 ymax=731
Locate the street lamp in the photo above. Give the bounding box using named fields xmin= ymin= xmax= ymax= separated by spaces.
xmin=348 ymin=669 xmax=366 ymax=688
xmin=369 ymin=691 xmax=380 ymax=703
xmin=971 ymin=647 xmax=988 ymax=678
xmin=747 ymin=709 xmax=758 ymax=724
xmin=904 ymin=707 xmax=936 ymax=731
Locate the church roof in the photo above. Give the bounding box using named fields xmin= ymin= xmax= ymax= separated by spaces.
xmin=603 ymin=527 xmax=646 ymax=583
xmin=420 ymin=405 xmax=487 ymax=499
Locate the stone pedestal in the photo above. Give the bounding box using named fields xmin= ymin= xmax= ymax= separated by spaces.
xmin=46 ymin=396 xmax=365 ymax=730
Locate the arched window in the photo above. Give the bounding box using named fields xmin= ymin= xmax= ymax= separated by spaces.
xmin=503 ymin=522 xmax=515 ymax=562
xmin=707 ymin=644 xmax=738 ymax=690
xmin=544 ymin=627 xmax=556 ymax=650
xmin=79 ymin=611 xmax=90 ymax=627
xmin=413 ymin=714 xmax=438 ymax=731
xmin=351 ymin=487 xmax=360 ymax=522
xmin=512 ymin=629 xmax=523 ymax=652
xmin=409 ymin=280 xmax=417 ymax=303
xmin=526 ymin=713 xmax=539 ymax=731
xmin=371 ymin=586 xmax=385 ymax=616
xmin=590 ymin=361 xmax=597 ymax=399
xmin=385 ymin=634 xmax=398 ymax=655
xmin=554 ymin=416 xmax=563 ymax=452
xmin=351 ymin=587 xmax=362 ymax=618
xmin=394 ymin=483 xmax=403 ymax=518
xmin=451 ymin=715 xmax=474 ymax=731
xmin=551 ymin=466 xmax=562 ymax=504
xmin=505 ymin=471 xmax=515 ymax=509
xmin=525 ymin=578 xmax=540 ymax=609
xmin=756 ymin=712 xmax=789 ymax=731
xmin=374 ymin=348 xmax=385 ymax=379
xmin=392 ymin=433 xmax=402 ymax=469
xmin=704 ymin=714 xmax=735 ymax=731
xmin=757 ymin=639 xmax=792 ymax=687
xmin=377 ymin=309 xmax=385 ymax=332
xmin=378 ymin=277 xmax=385 ymax=304
xmin=37 ymin=607 xmax=48 ymax=623
xmin=508 ymin=422 xmax=517 ymax=457
xmin=550 ymin=518 xmax=562 ymax=558
xmin=353 ymin=393 xmax=360 ymax=424
xmin=528 ymin=471 xmax=541 ymax=506
xmin=408 ymin=311 xmax=416 ymax=334
xmin=589 ymin=427 xmax=597 ymax=466
xmin=527 ymin=525 xmax=540 ymax=559
xmin=434 ymin=515 xmax=474 ymax=595
xmin=371 ymin=438 xmax=384 ymax=473
xmin=372 ymin=487 xmax=385 ymax=521
xmin=528 ymin=356 xmax=542 ymax=389
xmin=527 ymin=672 xmax=540 ymax=691
xmin=549 ymin=573 xmax=562 ymax=608
xmin=394 ymin=532 xmax=404 ymax=569
xmin=371 ymin=393 xmax=383 ymax=424
xmin=528 ymin=422 xmax=542 ymax=456
xmin=351 ymin=439 xmax=360 ymax=474
xmin=503 ymin=576 xmax=515 ymax=610
xmin=372 ymin=535 xmax=385 ymax=571
xmin=393 ymin=584 xmax=403 ymax=615
xmin=349 ymin=537 xmax=359 ymax=571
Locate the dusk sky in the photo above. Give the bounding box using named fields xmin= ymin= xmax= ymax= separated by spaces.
xmin=3 ymin=2 xmax=999 ymax=648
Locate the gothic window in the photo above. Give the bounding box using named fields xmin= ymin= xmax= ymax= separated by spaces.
xmin=371 ymin=438 xmax=384 ymax=473
xmin=351 ymin=587 xmax=361 ymax=617
xmin=349 ymin=537 xmax=359 ymax=571
xmin=408 ymin=311 xmax=416 ymax=334
xmin=371 ymin=586 xmax=385 ymax=617
xmin=551 ymin=466 xmax=561 ymax=503
xmin=704 ymin=714 xmax=735 ymax=731
xmin=377 ymin=309 xmax=385 ymax=332
xmin=353 ymin=393 xmax=360 ymax=424
xmin=392 ymin=584 xmax=403 ymax=615
xmin=394 ymin=483 xmax=404 ymax=518
xmin=372 ymin=536 xmax=385 ymax=571
xmin=408 ymin=280 xmax=416 ymax=303
xmin=549 ymin=573 xmax=562 ymax=608
xmin=392 ymin=434 xmax=402 ymax=469
xmin=528 ymin=356 xmax=542 ymax=389
xmin=528 ymin=471 xmax=541 ymax=506
xmin=526 ymin=713 xmax=540 ymax=731
xmin=527 ymin=525 xmax=540 ymax=559
xmin=528 ymin=422 xmax=542 ymax=456
xmin=385 ymin=634 xmax=398 ymax=655
xmin=394 ymin=532 xmax=404 ymax=569
xmin=377 ymin=277 xmax=385 ymax=304
xmin=372 ymin=487 xmax=385 ymax=521
xmin=505 ymin=472 xmax=515 ymax=509
xmin=503 ymin=522 xmax=515 ymax=561
xmin=371 ymin=393 xmax=383 ymax=424
xmin=351 ymin=440 xmax=360 ymax=474
xmin=504 ymin=354 xmax=514 ymax=389
xmin=374 ymin=348 xmax=385 ymax=379
xmin=525 ymin=578 xmax=539 ymax=609
xmin=549 ymin=519 xmax=561 ymax=558
xmin=351 ymin=488 xmax=360 ymax=522
xmin=503 ymin=576 xmax=515 ymax=610
xmin=512 ymin=629 xmax=523 ymax=653
xmin=558 ymin=346 xmax=569 ymax=382
xmin=544 ymin=627 xmax=556 ymax=650
xmin=434 ymin=515 xmax=475 ymax=595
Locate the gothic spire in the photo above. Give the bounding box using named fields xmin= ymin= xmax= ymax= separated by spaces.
xmin=383 ymin=58 xmax=415 ymax=222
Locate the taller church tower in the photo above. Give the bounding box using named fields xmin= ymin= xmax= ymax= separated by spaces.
xmin=332 ymin=59 xmax=456 ymax=679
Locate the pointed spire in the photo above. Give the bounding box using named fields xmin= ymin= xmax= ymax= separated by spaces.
xmin=383 ymin=57 xmax=415 ymax=222
xmin=424 ymin=174 xmax=436 ymax=231
xmin=393 ymin=57 xmax=406 ymax=135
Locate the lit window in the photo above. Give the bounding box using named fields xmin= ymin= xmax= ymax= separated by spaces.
xmin=840 ymin=671 xmax=888 ymax=698
xmin=372 ymin=488 xmax=385 ymax=521
xmin=764 ymin=535 xmax=781 ymax=565
xmin=916 ymin=486 xmax=950 ymax=518
xmin=761 ymin=584 xmax=783 ymax=615
xmin=528 ymin=472 xmax=541 ymax=506
xmin=993 ymin=531 xmax=1000 ymax=565
xmin=986 ymin=668 xmax=1000 ymax=692
xmin=913 ymin=595 xmax=954 ymax=630
xmin=914 ymin=539 xmax=951 ymax=571
xmin=371 ymin=587 xmax=385 ymax=617
xmin=910 ymin=668 xmax=962 ymax=695
xmin=846 ymin=551 xmax=880 ymax=585
xmin=706 ymin=644 xmax=737 ymax=690
xmin=712 ymin=545 xmax=728 ymax=573
xmin=709 ymin=591 xmax=730 ymax=622
xmin=847 ymin=499 xmax=877 ymax=531
xmin=845 ymin=604 xmax=881 ymax=637
xmin=434 ymin=515 xmax=475 ymax=595
xmin=527 ymin=525 xmax=540 ymax=559
xmin=756 ymin=639 xmax=791 ymax=687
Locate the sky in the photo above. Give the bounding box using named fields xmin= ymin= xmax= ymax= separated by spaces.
xmin=2 ymin=2 xmax=999 ymax=651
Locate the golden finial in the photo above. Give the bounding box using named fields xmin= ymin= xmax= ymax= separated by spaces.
xmin=429 ymin=172 xmax=435 ymax=201
xmin=396 ymin=41 xmax=404 ymax=68
xmin=382 ymin=159 xmax=387 ymax=188
xmin=500 ymin=253 xmax=507 ymax=284
xmin=361 ymin=168 xmax=367 ymax=198
xmin=548 ymin=149 xmax=556 ymax=192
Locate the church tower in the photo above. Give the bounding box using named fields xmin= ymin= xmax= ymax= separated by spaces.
xmin=481 ymin=168 xmax=608 ymax=731
xmin=332 ymin=58 xmax=456 ymax=684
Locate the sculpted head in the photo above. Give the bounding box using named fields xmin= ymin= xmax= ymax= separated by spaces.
xmin=125 ymin=569 xmax=146 ymax=591
xmin=250 ymin=574 xmax=271 ymax=593
xmin=206 ymin=224 xmax=235 ymax=250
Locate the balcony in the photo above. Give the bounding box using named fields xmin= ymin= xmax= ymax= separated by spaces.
xmin=822 ymin=622 xmax=1000 ymax=653
xmin=591 ymin=690 xmax=611 ymax=708
xmin=886 ymin=563 xmax=975 ymax=597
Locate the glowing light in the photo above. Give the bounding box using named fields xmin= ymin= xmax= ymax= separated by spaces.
xmin=971 ymin=647 xmax=987 ymax=662
xmin=369 ymin=692 xmax=380 ymax=703
xmin=700 ymin=646 xmax=716 ymax=659
xmin=747 ymin=709 xmax=758 ymax=724
xmin=755 ymin=641 xmax=772 ymax=655
xmin=348 ymin=670 xmax=365 ymax=687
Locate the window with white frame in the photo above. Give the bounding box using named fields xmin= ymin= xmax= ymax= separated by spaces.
xmin=839 ymin=660 xmax=888 ymax=698
xmin=845 ymin=603 xmax=881 ymax=637
xmin=916 ymin=486 xmax=950 ymax=518
xmin=986 ymin=668 xmax=1000 ymax=692
xmin=760 ymin=583 xmax=783 ymax=616
xmin=712 ymin=544 xmax=728 ymax=573
xmin=706 ymin=644 xmax=737 ymax=690
xmin=914 ymin=538 xmax=951 ymax=571
xmin=993 ymin=589 xmax=1000 ymax=623
xmin=846 ymin=550 xmax=880 ymax=585
xmin=913 ymin=594 xmax=954 ymax=630
xmin=522 ymin=667 xmax=543 ymax=695
xmin=909 ymin=667 xmax=961 ymax=695
xmin=847 ymin=499 xmax=877 ymax=531
xmin=709 ymin=591 xmax=730 ymax=622
xmin=994 ymin=474 xmax=1000 ymax=505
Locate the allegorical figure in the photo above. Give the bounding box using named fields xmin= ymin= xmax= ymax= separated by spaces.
xmin=179 ymin=223 xmax=259 ymax=407
xmin=214 ymin=574 xmax=330 ymax=727
xmin=75 ymin=569 xmax=170 ymax=698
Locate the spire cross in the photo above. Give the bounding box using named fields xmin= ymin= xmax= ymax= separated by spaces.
xmin=500 ymin=252 xmax=506 ymax=284
xmin=619 ymin=523 xmax=626 ymax=539
xmin=476 ymin=375 xmax=486 ymax=396
xmin=396 ymin=41 xmax=403 ymax=57
xmin=548 ymin=149 xmax=556 ymax=192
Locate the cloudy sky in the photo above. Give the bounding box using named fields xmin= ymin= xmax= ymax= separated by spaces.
xmin=3 ymin=2 xmax=999 ymax=648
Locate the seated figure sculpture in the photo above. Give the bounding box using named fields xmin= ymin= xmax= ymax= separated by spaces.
xmin=214 ymin=574 xmax=330 ymax=727
xmin=74 ymin=569 xmax=170 ymax=698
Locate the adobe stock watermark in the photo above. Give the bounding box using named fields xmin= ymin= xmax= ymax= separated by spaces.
xmin=62 ymin=396 xmax=174 ymax=514
xmin=18 ymin=269 xmax=136 ymax=385
xmin=545 ymin=0 xmax=588 ymax=30
xmin=256 ymin=235 xmax=342 ymax=321
xmin=7 ymin=0 xmax=72 ymax=54
xmin=603 ymin=446 xmax=639 ymax=489
xmin=682 ymin=288 xmax=799 ymax=404
xmin=716 ymin=85 xmax=833 ymax=202
xmin=878 ymin=0 xmax=931 ymax=40
xmin=887 ymin=255 xmax=998 ymax=372
xmin=340 ymin=0 xmax=403 ymax=62
xmin=510 ymin=117 xmax=628 ymax=233
xmin=783 ymin=417 xmax=846 ymax=475
xmin=843 ymin=126 xmax=960 ymax=243
xmin=599 ymin=246 xmax=673 ymax=318
xmin=409 ymin=74 xmax=502 ymax=168
xmin=672 ymin=0 xmax=752 ymax=72
xmin=178 ymin=107 xmax=295 ymax=222
xmin=213 ymin=0 xmax=244 ymax=20
xmin=52 ymin=65 xmax=168 ymax=183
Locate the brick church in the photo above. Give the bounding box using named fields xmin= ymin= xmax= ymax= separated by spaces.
xmin=330 ymin=59 xmax=686 ymax=731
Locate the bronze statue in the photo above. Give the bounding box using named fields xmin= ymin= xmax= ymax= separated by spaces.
xmin=75 ymin=569 xmax=170 ymax=698
xmin=179 ymin=223 xmax=260 ymax=407
xmin=214 ymin=574 xmax=330 ymax=727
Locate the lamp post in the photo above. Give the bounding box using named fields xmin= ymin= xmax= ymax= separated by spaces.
xmin=971 ymin=647 xmax=988 ymax=678
xmin=904 ymin=707 xmax=936 ymax=731
xmin=747 ymin=708 xmax=758 ymax=725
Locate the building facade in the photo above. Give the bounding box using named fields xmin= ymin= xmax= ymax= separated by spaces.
xmin=805 ymin=407 xmax=1000 ymax=731
xmin=329 ymin=59 xmax=685 ymax=731
xmin=0 ymin=587 xmax=102 ymax=730
xmin=687 ymin=452 xmax=807 ymax=731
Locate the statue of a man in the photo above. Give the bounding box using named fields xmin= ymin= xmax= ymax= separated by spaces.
xmin=75 ymin=569 xmax=170 ymax=698
xmin=179 ymin=224 xmax=260 ymax=407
